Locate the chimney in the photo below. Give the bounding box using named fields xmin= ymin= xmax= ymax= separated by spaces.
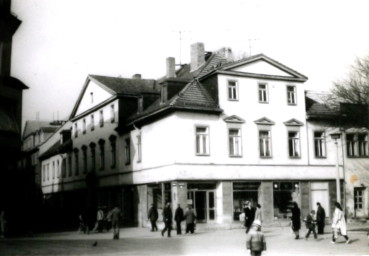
xmin=217 ymin=47 xmax=234 ymax=62
xmin=166 ymin=57 xmax=176 ymax=78
xmin=132 ymin=74 xmax=142 ymax=79
xmin=190 ymin=42 xmax=205 ymax=72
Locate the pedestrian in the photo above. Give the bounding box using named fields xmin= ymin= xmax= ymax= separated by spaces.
xmin=110 ymin=205 xmax=122 ymax=240
xmin=0 ymin=210 xmax=5 ymax=239
xmin=246 ymin=219 xmax=266 ymax=256
xmin=331 ymin=202 xmax=350 ymax=244
xmin=92 ymin=207 xmax=105 ymax=233
xmin=316 ymin=202 xmax=326 ymax=234
xmin=254 ymin=204 xmax=262 ymax=222
xmin=304 ymin=210 xmax=317 ymax=240
xmin=77 ymin=213 xmax=86 ymax=234
xmin=244 ymin=201 xmax=255 ymax=234
xmin=148 ymin=203 xmax=158 ymax=232
xmin=161 ymin=202 xmax=172 ymax=237
xmin=291 ymin=202 xmax=301 ymax=240
xmin=184 ymin=205 xmax=197 ymax=234
xmin=174 ymin=204 xmax=184 ymax=235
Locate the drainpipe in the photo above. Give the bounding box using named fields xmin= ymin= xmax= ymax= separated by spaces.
xmin=340 ymin=130 xmax=347 ymax=217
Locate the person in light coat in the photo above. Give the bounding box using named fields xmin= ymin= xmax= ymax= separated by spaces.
xmin=254 ymin=204 xmax=262 ymax=222
xmin=331 ymin=202 xmax=350 ymax=244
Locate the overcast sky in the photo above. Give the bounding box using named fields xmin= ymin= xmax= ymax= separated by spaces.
xmin=11 ymin=0 xmax=369 ymax=126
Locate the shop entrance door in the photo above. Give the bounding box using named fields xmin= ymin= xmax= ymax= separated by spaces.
xmin=188 ymin=190 xmax=216 ymax=223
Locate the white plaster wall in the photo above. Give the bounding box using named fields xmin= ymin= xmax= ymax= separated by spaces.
xmin=38 ymin=121 xmax=72 ymax=156
xmin=75 ymin=80 xmax=114 ymax=116
xmin=41 ymin=154 xmax=64 ymax=194
xmin=232 ymin=60 xmax=292 ymax=77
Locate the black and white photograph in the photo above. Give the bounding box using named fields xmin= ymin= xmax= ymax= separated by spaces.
xmin=1 ymin=0 xmax=369 ymax=255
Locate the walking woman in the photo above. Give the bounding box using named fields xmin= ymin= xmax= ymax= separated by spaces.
xmin=331 ymin=202 xmax=350 ymax=244
xmin=291 ymin=202 xmax=301 ymax=240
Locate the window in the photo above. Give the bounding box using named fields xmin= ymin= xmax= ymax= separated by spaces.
xmin=90 ymin=92 xmax=94 ymax=103
xmin=90 ymin=143 xmax=96 ymax=171
xmin=125 ymin=138 xmax=131 ymax=165
xmin=109 ymin=135 xmax=117 ymax=168
xmin=196 ymin=127 xmax=210 ymax=155
xmin=346 ymin=134 xmax=355 ymax=157
xmin=99 ymin=110 xmax=104 ymax=127
xmin=57 ymin=160 xmax=60 ymax=178
xmin=91 ymin=114 xmax=95 ymax=131
xmin=287 ymin=85 xmax=297 ymax=105
xmin=137 ymin=134 xmax=142 ymax=162
xmin=288 ymin=131 xmax=300 ymax=158
xmin=74 ymin=123 xmax=78 ymax=138
xmin=358 ymin=134 xmax=368 ymax=157
xmin=42 ymin=165 xmax=45 ymax=181
xmin=229 ymin=128 xmax=242 ymax=157
xmin=74 ymin=149 xmax=79 ymax=176
xmin=52 ymin=161 xmax=55 ymax=179
xmin=82 ymin=146 xmax=87 ymax=174
xmin=99 ymin=140 xmax=105 ymax=170
xmin=83 ymin=118 xmax=86 ymax=134
xmin=161 ymin=85 xmax=167 ymax=103
xmin=47 ymin=164 xmax=50 ymax=180
xmin=68 ymin=154 xmax=72 ymax=177
xmin=110 ymin=104 xmax=115 ymax=123
xmin=259 ymin=130 xmax=271 ymax=157
xmin=228 ymin=80 xmax=238 ymax=100
xmin=258 ymin=83 xmax=268 ymax=103
xmin=314 ymin=131 xmax=326 ymax=158
xmin=354 ymin=187 xmax=364 ymax=209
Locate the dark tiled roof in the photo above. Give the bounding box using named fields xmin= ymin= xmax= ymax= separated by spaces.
xmin=305 ymin=91 xmax=339 ymax=117
xmin=89 ymin=75 xmax=160 ymax=95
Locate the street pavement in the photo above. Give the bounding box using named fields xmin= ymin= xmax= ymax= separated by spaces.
xmin=0 ymin=224 xmax=368 ymax=256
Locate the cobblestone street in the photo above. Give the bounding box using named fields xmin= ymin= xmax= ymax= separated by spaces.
xmin=1 ymin=225 xmax=368 ymax=256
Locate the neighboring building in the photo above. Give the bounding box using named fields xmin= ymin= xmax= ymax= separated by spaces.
xmin=306 ymin=91 xmax=369 ymax=219
xmin=0 ymin=0 xmax=28 ymax=233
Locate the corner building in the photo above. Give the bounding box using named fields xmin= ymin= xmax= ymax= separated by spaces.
xmin=117 ymin=44 xmax=343 ymax=227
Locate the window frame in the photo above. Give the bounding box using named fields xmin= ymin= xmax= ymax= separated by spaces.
xmin=228 ymin=128 xmax=242 ymax=157
xmin=110 ymin=104 xmax=115 ymax=123
xmin=137 ymin=134 xmax=142 ymax=163
xmin=288 ymin=131 xmax=301 ymax=158
xmin=98 ymin=140 xmax=105 ymax=171
xmin=313 ymin=131 xmax=326 ymax=158
xmin=259 ymin=130 xmax=272 ymax=158
xmin=227 ymin=80 xmax=239 ymax=101
xmin=286 ymin=85 xmax=297 ymax=105
xmin=99 ymin=110 xmax=104 ymax=127
xmin=354 ymin=187 xmax=364 ymax=209
xmin=82 ymin=118 xmax=86 ymax=134
xmin=358 ymin=133 xmax=368 ymax=157
xmin=125 ymin=138 xmax=131 ymax=165
xmin=195 ymin=126 xmax=210 ymax=156
xmin=91 ymin=114 xmax=95 ymax=131
xmin=258 ymin=83 xmax=269 ymax=103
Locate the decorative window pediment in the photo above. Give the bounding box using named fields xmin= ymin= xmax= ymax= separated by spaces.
xmin=223 ymin=115 xmax=245 ymax=124
xmin=283 ymin=118 xmax=304 ymax=126
xmin=254 ymin=117 xmax=275 ymax=125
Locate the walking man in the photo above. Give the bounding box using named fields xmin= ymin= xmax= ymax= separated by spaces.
xmin=184 ymin=205 xmax=196 ymax=234
xmin=148 ymin=203 xmax=158 ymax=232
xmin=304 ymin=210 xmax=317 ymax=240
xmin=244 ymin=201 xmax=255 ymax=234
xmin=110 ymin=205 xmax=122 ymax=240
xmin=174 ymin=204 xmax=184 ymax=235
xmin=161 ymin=202 xmax=172 ymax=237
xmin=316 ymin=202 xmax=326 ymax=234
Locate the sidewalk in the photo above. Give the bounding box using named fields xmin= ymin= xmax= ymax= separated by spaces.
xmin=1 ymin=224 xmax=368 ymax=256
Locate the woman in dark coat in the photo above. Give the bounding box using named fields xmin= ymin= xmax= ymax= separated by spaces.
xmin=291 ymin=202 xmax=301 ymax=240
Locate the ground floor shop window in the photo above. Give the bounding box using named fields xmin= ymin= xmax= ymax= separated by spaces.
xmin=233 ymin=182 xmax=260 ymax=221
xmin=187 ymin=182 xmax=216 ymax=223
xmin=273 ymin=181 xmax=299 ymax=219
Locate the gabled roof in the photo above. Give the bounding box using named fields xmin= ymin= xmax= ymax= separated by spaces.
xmin=23 ymin=120 xmax=61 ymax=139
xmin=305 ymin=91 xmax=339 ymax=118
xmin=199 ymin=54 xmax=308 ymax=82
xmin=70 ymin=75 xmax=160 ymax=119
xmin=124 ymin=79 xmax=222 ymax=128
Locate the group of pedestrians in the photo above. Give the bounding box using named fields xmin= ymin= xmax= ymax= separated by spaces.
xmin=148 ymin=202 xmax=197 ymax=238
xmin=290 ymin=201 xmax=350 ymax=244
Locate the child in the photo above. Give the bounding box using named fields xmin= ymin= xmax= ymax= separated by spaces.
xmin=246 ymin=219 xmax=266 ymax=256
xmin=304 ymin=210 xmax=317 ymax=239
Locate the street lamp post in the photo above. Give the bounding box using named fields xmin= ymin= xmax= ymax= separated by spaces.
xmin=330 ymin=132 xmax=341 ymax=203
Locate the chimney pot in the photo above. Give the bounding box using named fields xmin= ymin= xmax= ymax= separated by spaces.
xmin=132 ymin=74 xmax=142 ymax=79
xmin=190 ymin=42 xmax=205 ymax=72
xmin=166 ymin=57 xmax=176 ymax=78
